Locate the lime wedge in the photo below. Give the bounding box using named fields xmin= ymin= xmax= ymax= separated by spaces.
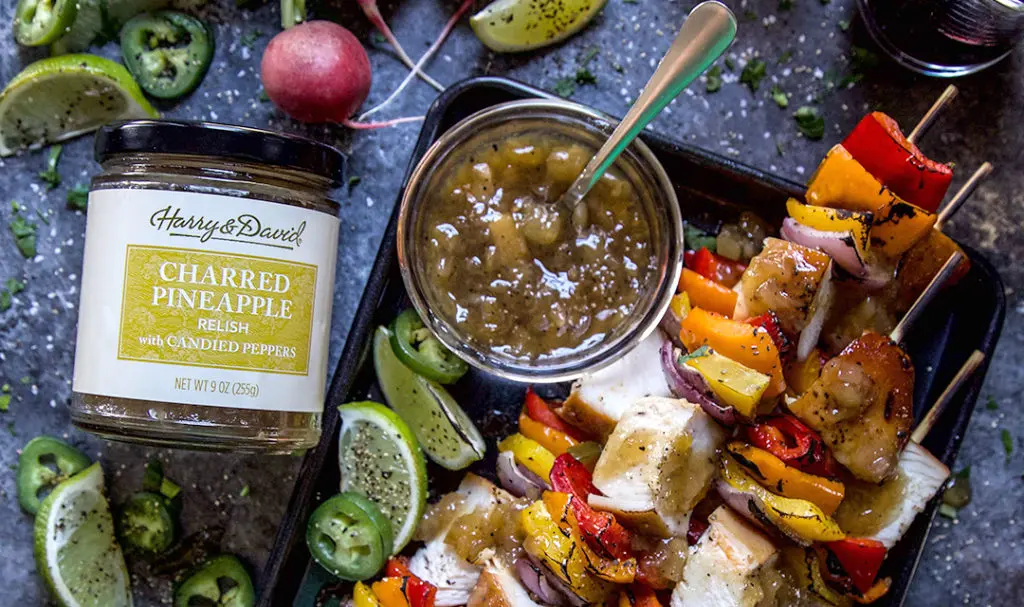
xmin=34 ymin=462 xmax=133 ymax=607
xmin=470 ymin=0 xmax=609 ymax=52
xmin=338 ymin=401 xmax=428 ymax=553
xmin=373 ymin=326 xmax=486 ymax=470
xmin=0 ymin=54 xmax=158 ymax=157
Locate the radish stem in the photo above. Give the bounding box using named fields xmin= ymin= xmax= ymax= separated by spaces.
xmin=359 ymin=0 xmax=473 ymax=121
xmin=342 ymin=116 xmax=426 ymax=130
xmin=280 ymin=0 xmax=306 ymax=29
xmin=357 ymin=0 xmax=444 ymax=92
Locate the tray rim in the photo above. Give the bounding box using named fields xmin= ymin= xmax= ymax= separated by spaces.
xmin=258 ymin=75 xmax=1007 ymax=607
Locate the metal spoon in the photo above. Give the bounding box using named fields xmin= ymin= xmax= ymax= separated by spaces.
xmin=560 ymin=1 xmax=737 ymax=221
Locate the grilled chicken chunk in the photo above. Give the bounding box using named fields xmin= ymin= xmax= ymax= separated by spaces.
xmin=896 ymin=229 xmax=970 ymax=313
xmin=835 ymin=442 xmax=949 ymax=548
xmin=734 ymin=238 xmax=832 ymax=336
xmin=560 ymin=331 xmax=672 ymax=440
xmin=671 ymin=506 xmax=779 ymax=607
xmin=787 ymin=332 xmax=914 ymax=483
xmin=590 ymin=396 xmax=725 ymax=537
xmin=468 ymin=560 xmax=544 ymax=607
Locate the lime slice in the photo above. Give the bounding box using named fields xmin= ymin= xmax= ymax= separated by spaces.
xmin=34 ymin=462 xmax=133 ymax=607
xmin=0 ymin=54 xmax=158 ymax=157
xmin=338 ymin=401 xmax=428 ymax=553
xmin=470 ymin=0 xmax=609 ymax=52
xmin=373 ymin=326 xmax=486 ymax=470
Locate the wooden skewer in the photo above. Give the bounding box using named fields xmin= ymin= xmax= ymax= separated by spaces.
xmin=890 ymin=251 xmax=964 ymax=343
xmin=908 ymin=85 xmax=958 ymax=143
xmin=911 ymin=350 xmax=985 ymax=444
xmin=935 ymin=162 xmax=994 ymax=230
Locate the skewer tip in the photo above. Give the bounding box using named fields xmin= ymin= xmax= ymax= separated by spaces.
xmin=911 ymin=349 xmax=985 ymax=444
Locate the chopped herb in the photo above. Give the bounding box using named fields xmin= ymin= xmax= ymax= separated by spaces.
xmin=579 ymin=47 xmax=599 ymax=67
xmin=740 ymin=59 xmax=767 ymax=92
xmin=794 ymin=106 xmax=825 ymax=139
xmin=8 ymin=213 xmax=38 ymax=258
xmin=1 ymin=383 xmax=9 ymax=393
xmin=771 ymin=85 xmax=789 ymax=108
xmin=35 ymin=209 xmax=50 ymax=225
xmin=240 ymin=29 xmax=263 ymax=48
xmin=1 ymin=292 xmax=11 ymax=313
xmin=684 ymin=224 xmax=717 ymax=252
xmin=851 ymin=46 xmax=880 ymax=70
xmin=986 ymin=396 xmax=999 ymax=410
xmin=553 ymin=77 xmax=576 ymax=98
xmin=679 ymin=345 xmax=711 ymax=364
xmin=347 ymin=176 xmax=362 ymax=192
xmin=1 ymin=277 xmax=25 ymax=312
xmin=20 ymin=376 xmax=31 ymax=384
xmin=778 ymin=49 xmax=794 ymax=64
xmin=67 ymin=184 xmax=89 ymax=211
xmin=612 ymin=62 xmax=624 ymax=73
xmin=775 ymin=138 xmax=785 ymax=156
xmin=838 ymin=19 xmax=850 ymax=31
xmin=820 ymin=0 xmax=830 ymax=4
xmin=0 ymin=394 xmax=9 ymax=412
xmin=778 ymin=0 xmax=793 ymax=10
xmin=839 ymin=72 xmax=863 ymax=88
xmin=370 ymin=31 xmax=386 ymax=45
xmin=622 ymin=0 xmax=638 ymax=4
xmin=1002 ymin=428 xmax=1014 ymax=459
xmin=743 ymin=9 xmax=758 ymax=21
xmin=38 ymin=145 xmax=62 ymax=189
xmin=954 ymin=466 xmax=971 ymax=479
xmin=239 ymin=485 xmax=250 ymax=497
xmin=937 ymin=503 xmax=958 ymax=520
xmin=6 ymin=421 xmax=15 ymax=436
xmin=574 ymin=68 xmax=597 ymax=85
xmin=257 ymin=90 xmax=270 ymax=103
xmin=705 ymin=65 xmax=723 ymax=93
xmin=724 ymin=57 xmax=735 ymax=71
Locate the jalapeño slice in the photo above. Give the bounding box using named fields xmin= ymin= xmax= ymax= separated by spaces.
xmin=389 ymin=309 xmax=468 ymax=384
xmin=120 ymin=11 xmax=213 ymax=99
xmin=117 ymin=491 xmax=176 ymax=554
xmin=13 ymin=0 xmax=78 ymax=46
xmin=174 ymin=554 xmax=255 ymax=607
xmin=306 ymin=492 xmax=393 ymax=581
xmin=16 ymin=435 xmax=91 ymax=514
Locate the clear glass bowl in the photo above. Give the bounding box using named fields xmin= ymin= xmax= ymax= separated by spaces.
xmin=397 ymin=99 xmax=683 ymax=383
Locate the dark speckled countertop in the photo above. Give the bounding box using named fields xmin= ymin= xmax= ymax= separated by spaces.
xmin=1 ymin=0 xmax=1021 ymax=604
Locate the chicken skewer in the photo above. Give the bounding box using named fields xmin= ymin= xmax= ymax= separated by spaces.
xmin=935 ymin=162 xmax=993 ymax=231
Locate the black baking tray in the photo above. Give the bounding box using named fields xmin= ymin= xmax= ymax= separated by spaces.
xmin=259 ymin=77 xmax=1006 ymax=607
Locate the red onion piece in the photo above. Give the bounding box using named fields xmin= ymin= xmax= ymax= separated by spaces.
xmin=658 ymin=311 xmax=685 ymax=349
xmin=526 ymin=553 xmax=588 ymax=607
xmin=660 ymin=341 xmax=737 ymax=425
xmin=496 ymin=451 xmax=545 ymax=499
xmin=515 ymin=557 xmax=567 ymax=606
xmin=797 ymin=262 xmax=834 ymax=361
xmin=780 ymin=218 xmax=871 ymax=279
xmin=714 ymin=480 xmax=772 ymax=534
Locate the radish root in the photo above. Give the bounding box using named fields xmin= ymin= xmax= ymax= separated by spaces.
xmin=357 ymin=0 xmax=444 ymax=92
xmin=341 ymin=116 xmax=426 ymax=130
xmin=359 ymin=0 xmax=473 ymax=121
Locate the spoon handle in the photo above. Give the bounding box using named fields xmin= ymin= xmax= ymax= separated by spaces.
xmin=562 ymin=1 xmax=737 ymax=209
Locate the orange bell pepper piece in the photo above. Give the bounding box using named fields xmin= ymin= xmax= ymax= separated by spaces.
xmin=619 ymin=585 xmax=663 ymax=607
xmin=806 ymin=145 xmax=900 ymax=213
xmin=726 ymin=442 xmax=845 ymax=515
xmin=784 ymin=347 xmax=823 ymax=396
xmin=371 ymin=578 xmax=411 ymax=607
xmin=870 ymin=199 xmax=936 ymax=258
xmin=678 ymin=268 xmax=738 ymax=318
xmin=679 ymin=307 xmax=786 ymax=398
xmin=519 ymin=409 xmax=579 ymax=456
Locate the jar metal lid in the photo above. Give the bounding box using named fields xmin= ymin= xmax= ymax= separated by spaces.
xmin=95 ymin=120 xmax=346 ymax=185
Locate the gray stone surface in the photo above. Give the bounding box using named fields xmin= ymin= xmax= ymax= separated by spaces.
xmin=0 ymin=0 xmax=1021 ymax=604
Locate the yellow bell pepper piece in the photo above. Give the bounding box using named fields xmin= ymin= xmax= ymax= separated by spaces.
xmin=679 ymin=308 xmax=786 ymax=398
xmin=370 ymin=578 xmax=410 ymax=607
xmin=726 ymin=442 xmax=846 ymax=515
xmin=519 ymin=410 xmax=579 ymax=456
xmin=669 ymin=291 xmax=691 ymax=321
xmin=354 ymin=582 xmax=383 ymax=607
xmin=682 ymin=350 xmax=769 ymax=419
xmin=806 ymin=145 xmax=899 ymax=213
xmin=870 ymin=199 xmax=936 ymax=258
xmin=521 ymin=500 xmax=617 ymax=604
xmin=719 ymin=455 xmax=845 ymax=545
xmin=786 ymin=197 xmax=872 ymax=257
xmin=498 ymin=433 xmax=556 ymax=480
xmin=541 ymin=492 xmax=637 ymax=584
xmin=784 ymin=348 xmax=822 ymax=397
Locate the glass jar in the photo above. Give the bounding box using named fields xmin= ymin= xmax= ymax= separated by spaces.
xmin=71 ymin=120 xmax=344 ymax=453
xmin=397 ymin=99 xmax=683 ymax=383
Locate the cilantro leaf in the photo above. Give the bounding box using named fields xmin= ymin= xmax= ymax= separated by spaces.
xmin=678 ymin=345 xmax=711 ymax=365
xmin=838 ymin=19 xmax=850 ymax=31
xmin=771 ymin=85 xmax=789 ymax=108
xmin=0 ymin=394 xmax=8 ymax=412
xmin=348 ymin=176 xmax=362 ymax=192
xmin=740 ymin=59 xmax=767 ymax=92
xmin=240 ymin=29 xmax=263 ymax=48
xmin=575 ymin=68 xmax=597 ymax=85
xmin=778 ymin=49 xmax=794 ymax=64
xmin=553 ymin=77 xmax=576 ymax=98
xmin=706 ymin=65 xmax=723 ymax=93
xmin=67 ymin=184 xmax=89 ymax=211
xmin=1002 ymin=429 xmax=1014 ymax=459
xmin=724 ymin=57 xmax=735 ymax=71
xmin=684 ymin=224 xmax=717 ymax=252
xmin=38 ymin=145 xmax=62 ymax=190
xmin=8 ymin=214 xmax=37 ymax=258
xmin=794 ymin=106 xmax=825 ymax=140
xmin=986 ymin=396 xmax=998 ymax=410
xmin=579 ymin=47 xmax=599 ymax=67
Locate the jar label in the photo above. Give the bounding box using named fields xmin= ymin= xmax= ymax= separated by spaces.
xmin=73 ymin=189 xmax=340 ymax=413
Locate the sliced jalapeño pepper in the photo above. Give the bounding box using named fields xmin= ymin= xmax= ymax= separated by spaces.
xmin=13 ymin=0 xmax=78 ymax=46
xmin=120 ymin=11 xmax=213 ymax=99
xmin=389 ymin=309 xmax=468 ymax=384
xmin=174 ymin=554 xmax=255 ymax=607
xmin=16 ymin=435 xmax=91 ymax=514
xmin=306 ymin=492 xmax=394 ymax=581
xmin=117 ymin=491 xmax=177 ymax=554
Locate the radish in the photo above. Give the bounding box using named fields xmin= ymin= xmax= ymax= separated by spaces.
xmin=260 ymin=21 xmax=422 ymax=129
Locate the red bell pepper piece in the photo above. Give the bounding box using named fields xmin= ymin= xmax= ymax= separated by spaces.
xmin=385 ymin=558 xmax=437 ymax=607
xmin=842 ymin=112 xmax=953 ymax=213
xmin=746 ymin=415 xmax=838 ymax=478
xmin=745 ymin=312 xmax=792 ymax=357
xmin=524 ymin=389 xmax=590 ymax=441
xmin=825 ymin=538 xmax=888 ymax=596
xmin=684 ymin=247 xmax=747 ymax=288
xmin=623 ymin=583 xmax=664 ymax=607
xmin=686 ymin=514 xmax=710 ymax=546
xmin=550 ymin=453 xmax=634 ymax=560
